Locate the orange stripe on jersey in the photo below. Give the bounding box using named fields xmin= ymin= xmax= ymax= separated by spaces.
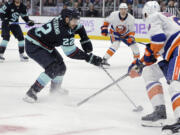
xmin=148 ymin=85 xmax=163 ymax=100
xmin=126 ymin=32 xmax=135 ymax=36
xmin=173 ymin=56 xmax=180 ymax=80
xmin=103 ymin=22 xmax=109 ymax=27
xmin=150 ymin=43 xmax=164 ymax=55
xmin=172 ymin=97 xmax=180 ymax=111
xmin=107 ymin=49 xmax=114 ymax=56
xmin=166 ymin=37 xmax=180 ymax=61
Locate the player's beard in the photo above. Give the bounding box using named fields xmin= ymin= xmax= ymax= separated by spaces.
xmin=14 ymin=0 xmax=21 ymax=6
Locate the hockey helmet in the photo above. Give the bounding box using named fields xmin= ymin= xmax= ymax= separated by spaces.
xmin=119 ymin=3 xmax=128 ymax=9
xmin=142 ymin=1 xmax=160 ymax=20
xmin=61 ymin=8 xmax=80 ymax=20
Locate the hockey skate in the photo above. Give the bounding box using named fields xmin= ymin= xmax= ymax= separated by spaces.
xmin=23 ymin=87 xmax=37 ymax=103
xmin=162 ymin=118 xmax=180 ymax=135
xmin=0 ymin=54 xmax=5 ymax=62
xmin=141 ymin=105 xmax=167 ymax=127
xmin=20 ymin=53 xmax=29 ymax=62
xmin=50 ymin=81 xmax=69 ymax=95
xmin=101 ymin=58 xmax=110 ymax=67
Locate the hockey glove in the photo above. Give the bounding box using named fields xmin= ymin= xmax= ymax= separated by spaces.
xmin=85 ymin=53 xmax=103 ymax=66
xmin=101 ymin=25 xmax=108 ymax=36
xmin=143 ymin=46 xmax=157 ymax=66
xmin=125 ymin=35 xmax=135 ymax=45
xmin=80 ymin=38 xmax=93 ymax=53
xmin=27 ymin=20 xmax=35 ymax=26
xmin=128 ymin=59 xmax=144 ymax=78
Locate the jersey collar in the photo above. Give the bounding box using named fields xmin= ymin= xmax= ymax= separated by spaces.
xmin=119 ymin=12 xmax=128 ymax=21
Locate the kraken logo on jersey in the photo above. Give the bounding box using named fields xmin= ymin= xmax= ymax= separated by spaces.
xmin=116 ymin=25 xmax=127 ymax=35
xmin=11 ymin=12 xmax=19 ymax=22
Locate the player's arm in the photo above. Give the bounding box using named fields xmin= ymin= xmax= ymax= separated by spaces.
xmin=20 ymin=4 xmax=34 ymax=26
xmin=100 ymin=13 xmax=112 ymax=36
xmin=128 ymin=19 xmax=166 ymax=78
xmin=60 ymin=36 xmax=102 ymax=66
xmin=0 ymin=2 xmax=10 ymax=22
xmin=74 ymin=24 xmax=93 ymax=53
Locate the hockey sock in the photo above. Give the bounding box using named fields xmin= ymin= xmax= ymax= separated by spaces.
xmin=169 ymin=81 xmax=180 ymax=119
xmin=104 ymin=47 xmax=116 ymax=60
xmin=18 ymin=40 xmax=25 ymax=54
xmin=0 ymin=40 xmax=8 ymax=54
xmin=146 ymin=81 xmax=165 ymax=108
xmin=33 ymin=72 xmax=51 ymax=92
xmin=51 ymin=76 xmax=64 ymax=90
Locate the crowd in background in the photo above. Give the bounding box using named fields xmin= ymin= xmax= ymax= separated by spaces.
xmin=0 ymin=0 xmax=179 ymax=18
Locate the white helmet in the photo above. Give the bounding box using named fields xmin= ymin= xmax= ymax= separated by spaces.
xmin=119 ymin=3 xmax=128 ymax=9
xmin=142 ymin=1 xmax=160 ymax=19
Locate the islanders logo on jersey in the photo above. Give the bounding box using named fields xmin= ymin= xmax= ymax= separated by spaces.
xmin=116 ymin=25 xmax=127 ymax=35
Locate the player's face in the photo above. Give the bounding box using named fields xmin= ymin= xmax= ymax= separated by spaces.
xmin=14 ymin=0 xmax=21 ymax=6
xmin=120 ymin=8 xmax=128 ymax=18
xmin=69 ymin=18 xmax=79 ymax=29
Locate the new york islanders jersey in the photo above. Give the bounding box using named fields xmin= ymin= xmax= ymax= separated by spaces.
xmin=146 ymin=12 xmax=180 ymax=61
xmin=0 ymin=2 xmax=29 ymax=22
xmin=104 ymin=11 xmax=135 ymax=38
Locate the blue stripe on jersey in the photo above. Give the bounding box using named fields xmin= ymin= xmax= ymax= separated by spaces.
xmin=0 ymin=40 xmax=8 ymax=47
xmin=146 ymin=81 xmax=160 ymax=90
xmin=37 ymin=72 xmax=51 ymax=87
xmin=52 ymin=76 xmax=63 ymax=83
xmin=151 ymin=33 xmax=166 ymax=42
xmin=74 ymin=24 xmax=82 ymax=31
xmin=163 ymin=31 xmax=180 ymax=59
xmin=171 ymin=93 xmax=180 ymax=102
xmin=61 ymin=45 xmax=77 ymax=56
xmin=18 ymin=40 xmax=24 ymax=47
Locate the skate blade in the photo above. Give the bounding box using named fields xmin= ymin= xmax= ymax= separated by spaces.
xmin=142 ymin=119 xmax=166 ymax=127
xmin=23 ymin=96 xmax=36 ymax=103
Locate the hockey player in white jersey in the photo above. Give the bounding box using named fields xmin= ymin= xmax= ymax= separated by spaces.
xmin=128 ymin=1 xmax=180 ymax=134
xmin=101 ymin=3 xmax=140 ymax=66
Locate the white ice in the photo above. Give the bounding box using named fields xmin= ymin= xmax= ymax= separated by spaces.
xmin=0 ymin=37 xmax=175 ymax=135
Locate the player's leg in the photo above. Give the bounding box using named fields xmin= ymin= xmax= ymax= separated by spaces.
xmin=162 ymin=46 xmax=180 ymax=135
xmin=10 ymin=24 xmax=28 ymax=61
xmin=141 ymin=63 xmax=166 ymax=127
xmin=49 ymin=49 xmax=68 ymax=95
xmin=102 ymin=37 xmax=120 ymax=66
xmin=24 ymin=39 xmax=66 ymax=102
xmin=0 ymin=21 xmax=11 ymax=61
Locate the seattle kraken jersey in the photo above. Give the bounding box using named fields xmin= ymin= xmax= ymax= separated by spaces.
xmin=0 ymin=2 xmax=29 ymax=22
xmin=27 ymin=16 xmax=84 ymax=52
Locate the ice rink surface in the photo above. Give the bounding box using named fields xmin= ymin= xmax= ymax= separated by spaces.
xmin=0 ymin=37 xmax=175 ymax=135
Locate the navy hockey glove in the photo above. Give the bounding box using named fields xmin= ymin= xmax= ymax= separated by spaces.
xmin=101 ymin=25 xmax=108 ymax=36
xmin=128 ymin=59 xmax=144 ymax=78
xmin=27 ymin=20 xmax=34 ymax=26
xmin=85 ymin=53 xmax=103 ymax=66
xmin=143 ymin=46 xmax=157 ymax=66
xmin=80 ymin=38 xmax=93 ymax=53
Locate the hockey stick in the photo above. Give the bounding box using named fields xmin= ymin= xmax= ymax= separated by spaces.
xmin=76 ymin=73 xmax=129 ymax=107
xmin=9 ymin=22 xmax=43 ymax=25
xmin=101 ymin=67 xmax=143 ymax=112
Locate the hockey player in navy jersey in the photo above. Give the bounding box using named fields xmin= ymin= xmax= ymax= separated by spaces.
xmin=23 ymin=8 xmax=103 ymax=103
xmin=0 ymin=0 xmax=34 ymax=62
